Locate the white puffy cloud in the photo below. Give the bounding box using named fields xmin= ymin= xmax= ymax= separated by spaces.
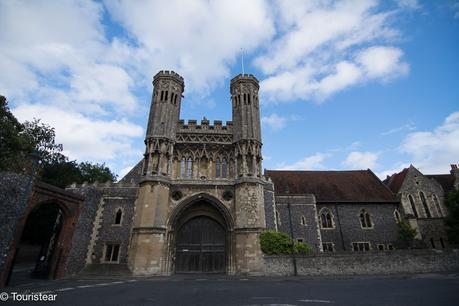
xmin=261 ymin=113 xmax=288 ymax=131
xmin=13 ymin=104 xmax=144 ymax=162
xmin=277 ymin=153 xmax=330 ymax=170
xmin=343 ymin=151 xmax=379 ymax=169
xmin=356 ymin=46 xmax=409 ymax=79
xmin=401 ymin=112 xmax=459 ymax=173
xmin=104 ymin=0 xmax=274 ymax=93
xmin=256 ymin=0 xmax=408 ymax=103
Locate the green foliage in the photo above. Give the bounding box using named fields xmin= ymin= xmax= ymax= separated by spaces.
xmin=1 ymin=95 xmax=117 ymax=188
xmin=41 ymin=160 xmax=117 ymax=188
xmin=260 ymin=230 xmax=312 ymax=255
xmin=294 ymin=241 xmax=312 ymax=254
xmin=444 ymin=189 xmax=459 ymax=244
xmin=397 ymin=220 xmax=417 ymax=242
xmin=0 ymin=95 xmax=33 ymax=171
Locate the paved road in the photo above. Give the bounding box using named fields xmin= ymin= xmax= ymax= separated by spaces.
xmin=2 ymin=273 xmax=459 ymax=305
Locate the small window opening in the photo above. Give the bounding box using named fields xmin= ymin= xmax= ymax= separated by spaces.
xmin=104 ymin=244 xmax=120 ymax=262
xmin=430 ymin=238 xmax=435 ymax=249
xmin=114 ymin=209 xmax=122 ymax=225
xmin=440 ymin=238 xmax=445 ymax=248
xmin=300 ymin=215 xmax=307 ymax=226
xmin=165 ymin=91 xmax=168 ymax=101
xmin=160 ymin=91 xmax=164 ymax=101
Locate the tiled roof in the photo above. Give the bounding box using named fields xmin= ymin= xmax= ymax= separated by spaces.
xmin=383 ymin=168 xmax=409 ymax=193
xmin=426 ymin=174 xmax=455 ymax=195
xmin=266 ymin=170 xmax=397 ymax=203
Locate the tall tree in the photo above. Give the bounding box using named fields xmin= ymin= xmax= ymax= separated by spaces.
xmin=444 ymin=189 xmax=459 ymax=245
xmin=1 ymin=95 xmax=117 ymax=187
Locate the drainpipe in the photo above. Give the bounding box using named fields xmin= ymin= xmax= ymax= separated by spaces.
xmin=285 ymin=185 xmax=297 ymax=276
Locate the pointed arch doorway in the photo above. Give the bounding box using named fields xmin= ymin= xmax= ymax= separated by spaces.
xmin=171 ymin=195 xmax=232 ymax=274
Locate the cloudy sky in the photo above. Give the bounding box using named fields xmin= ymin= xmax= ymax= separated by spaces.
xmin=1 ymin=0 xmax=458 ymax=179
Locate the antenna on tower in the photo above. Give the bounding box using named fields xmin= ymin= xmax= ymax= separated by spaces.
xmin=241 ymin=48 xmax=245 ymax=75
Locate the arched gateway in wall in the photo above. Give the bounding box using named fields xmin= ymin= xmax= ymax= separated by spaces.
xmin=168 ymin=194 xmax=233 ymax=274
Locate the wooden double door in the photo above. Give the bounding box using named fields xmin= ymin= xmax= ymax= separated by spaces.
xmin=175 ymin=216 xmax=226 ymax=273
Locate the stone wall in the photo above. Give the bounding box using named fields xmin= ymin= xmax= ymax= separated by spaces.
xmin=264 ymin=249 xmax=459 ymax=276
xmin=318 ymin=203 xmax=400 ymax=251
xmin=0 ymin=172 xmax=31 ymax=277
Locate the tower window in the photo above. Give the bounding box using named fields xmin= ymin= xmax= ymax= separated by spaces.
xmin=186 ymin=158 xmax=193 ymax=178
xmin=360 ymin=209 xmax=373 ymax=228
xmin=408 ymin=194 xmax=418 ymax=218
xmin=180 ymin=158 xmax=186 ymax=177
xmin=160 ymin=91 xmax=164 ymax=101
xmin=248 ymin=94 xmax=251 ymax=105
xmin=171 ymin=93 xmax=174 ymax=104
xmin=216 ymin=159 xmax=221 ymax=178
xmin=243 ymin=94 xmax=246 ymax=104
xmin=221 ymin=159 xmax=228 ymax=178
xmin=420 ymin=191 xmax=431 ymax=218
xmin=114 ymin=209 xmax=122 ymax=225
xmin=174 ymin=94 xmax=178 ymax=105
xmin=433 ymin=194 xmax=442 ymax=217
xmin=165 ymin=91 xmax=168 ymax=101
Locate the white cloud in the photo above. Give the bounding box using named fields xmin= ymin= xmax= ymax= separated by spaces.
xmin=104 ymin=0 xmax=274 ymax=93
xmin=356 ymin=46 xmax=409 ymax=80
xmin=261 ymin=113 xmax=288 ymax=131
xmin=256 ymin=0 xmax=409 ymax=103
xmin=13 ymin=104 xmax=144 ymax=162
xmin=277 ymin=153 xmax=330 ymax=170
xmin=401 ymin=112 xmax=459 ymax=173
xmin=381 ymin=122 xmax=416 ymax=136
xmin=343 ymin=151 xmax=379 ymax=169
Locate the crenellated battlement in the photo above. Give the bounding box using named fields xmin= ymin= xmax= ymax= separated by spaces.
xmin=230 ymin=73 xmax=259 ymax=86
xmin=177 ymin=119 xmax=233 ymax=132
xmin=153 ymin=70 xmax=184 ymax=82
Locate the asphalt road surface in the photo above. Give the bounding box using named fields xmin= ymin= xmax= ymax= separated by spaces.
xmin=2 ymin=273 xmax=459 ymax=306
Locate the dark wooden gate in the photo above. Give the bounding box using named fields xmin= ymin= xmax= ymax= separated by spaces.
xmin=175 ymin=216 xmax=226 ymax=273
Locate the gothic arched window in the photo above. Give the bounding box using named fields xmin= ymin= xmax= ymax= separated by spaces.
xmin=394 ymin=209 xmax=401 ymax=223
xmin=320 ymin=208 xmax=334 ymax=229
xmin=433 ymin=194 xmax=443 ymax=217
xmin=215 ymin=159 xmax=221 ymax=178
xmin=420 ymin=191 xmax=431 ymax=218
xmin=408 ymin=194 xmax=418 ymax=218
xmin=221 ymin=159 xmax=228 ymax=178
xmin=360 ymin=209 xmax=373 ymax=228
xmin=114 ymin=209 xmax=122 ymax=225
xmin=180 ymin=158 xmax=186 ymax=178
xmin=186 ymin=157 xmax=193 ymax=178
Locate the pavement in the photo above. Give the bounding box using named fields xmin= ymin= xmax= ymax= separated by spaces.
xmin=1 ymin=273 xmax=459 ymax=305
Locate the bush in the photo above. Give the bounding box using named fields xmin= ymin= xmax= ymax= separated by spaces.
xmin=260 ymin=230 xmax=312 ymax=255
xmin=397 ymin=220 xmax=417 ymax=246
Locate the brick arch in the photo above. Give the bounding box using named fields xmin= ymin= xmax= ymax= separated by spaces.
xmin=1 ymin=181 xmax=83 ymax=287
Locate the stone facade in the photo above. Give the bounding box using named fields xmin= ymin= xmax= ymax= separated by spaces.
xmin=2 ymin=71 xmax=458 ymax=283
xmin=384 ymin=165 xmax=458 ymax=249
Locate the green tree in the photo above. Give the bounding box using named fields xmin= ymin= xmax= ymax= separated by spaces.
xmin=397 ymin=220 xmax=417 ymax=247
xmin=0 ymin=95 xmax=33 ymax=171
xmin=444 ymin=189 xmax=459 ymax=245
xmin=1 ymin=95 xmax=117 ymax=187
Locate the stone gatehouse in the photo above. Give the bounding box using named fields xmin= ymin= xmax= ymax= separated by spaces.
xmin=1 ymin=70 xmax=458 ymax=284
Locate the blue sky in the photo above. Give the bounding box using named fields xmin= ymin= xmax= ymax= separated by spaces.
xmin=1 ymin=0 xmax=458 ymax=179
